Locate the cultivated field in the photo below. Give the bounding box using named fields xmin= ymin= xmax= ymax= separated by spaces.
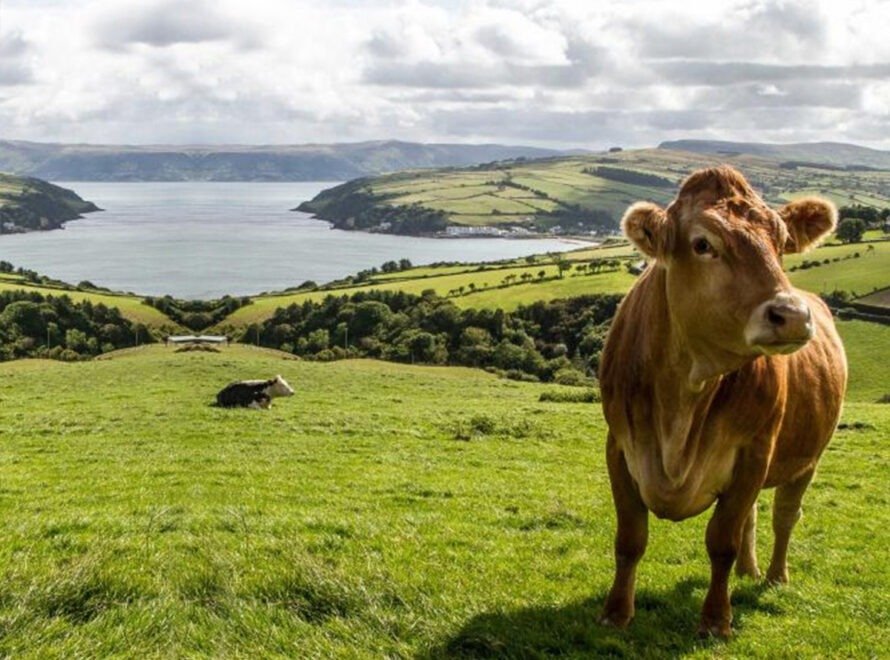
xmin=317 ymin=148 xmax=890 ymax=231
xmin=0 ymin=321 xmax=887 ymax=657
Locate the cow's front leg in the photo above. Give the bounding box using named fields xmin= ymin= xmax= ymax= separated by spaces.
xmin=601 ymin=436 xmax=648 ymax=628
xmin=700 ymin=450 xmax=769 ymax=638
xmin=735 ymin=503 xmax=760 ymax=579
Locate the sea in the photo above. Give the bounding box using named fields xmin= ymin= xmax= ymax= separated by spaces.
xmin=0 ymin=182 xmax=586 ymax=299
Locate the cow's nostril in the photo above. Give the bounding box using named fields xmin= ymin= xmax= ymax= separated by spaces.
xmin=767 ymin=307 xmax=786 ymax=327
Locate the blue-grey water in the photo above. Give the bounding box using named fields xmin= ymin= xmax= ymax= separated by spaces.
xmin=0 ymin=182 xmax=585 ymax=299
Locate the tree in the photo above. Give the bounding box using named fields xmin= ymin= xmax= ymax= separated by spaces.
xmin=553 ymin=254 xmax=571 ymax=279
xmin=306 ymin=328 xmax=330 ymax=353
xmin=836 ymin=217 xmax=866 ymax=243
xmin=65 ymin=328 xmax=89 ymax=353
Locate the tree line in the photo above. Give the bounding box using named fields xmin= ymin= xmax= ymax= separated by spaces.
xmin=241 ymin=290 xmax=621 ymax=384
xmin=0 ymin=290 xmax=153 ymax=361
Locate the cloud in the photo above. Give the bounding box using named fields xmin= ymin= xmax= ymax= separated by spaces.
xmin=92 ymin=0 xmax=261 ymax=50
xmin=0 ymin=0 xmax=886 ymax=150
xmin=624 ymin=0 xmax=830 ymax=62
xmin=652 ymin=61 xmax=890 ymax=86
xmin=363 ymin=61 xmax=591 ymax=89
xmin=0 ymin=31 xmax=33 ymax=85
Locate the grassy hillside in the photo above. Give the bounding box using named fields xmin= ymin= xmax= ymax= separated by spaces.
xmin=217 ymin=244 xmax=638 ymax=327
xmin=298 ymin=147 xmax=890 ymax=236
xmin=0 ymin=273 xmax=175 ymax=327
xmin=218 ymin=233 xmax=890 ymax=329
xmin=0 ymin=332 xmax=886 ymax=657
xmin=0 ymin=173 xmax=100 ymax=233
xmin=785 ymin=239 xmax=890 ymax=297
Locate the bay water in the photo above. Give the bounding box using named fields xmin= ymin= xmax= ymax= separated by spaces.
xmin=0 ymin=182 xmax=585 ymax=299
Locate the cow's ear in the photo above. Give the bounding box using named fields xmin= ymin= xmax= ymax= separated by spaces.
xmin=622 ymin=202 xmax=668 ymax=259
xmin=780 ymin=197 xmax=837 ymax=254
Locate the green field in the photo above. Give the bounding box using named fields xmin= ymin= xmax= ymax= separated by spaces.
xmin=0 ymin=274 xmax=174 ymax=327
xmin=217 ymin=235 xmax=888 ymax=330
xmin=0 ymin=320 xmax=887 ymax=657
xmin=219 ymin=246 xmax=635 ymax=327
xmin=786 ymin=240 xmax=890 ymax=298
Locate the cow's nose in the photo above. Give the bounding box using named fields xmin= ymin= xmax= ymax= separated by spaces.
xmin=764 ymin=294 xmax=812 ymax=342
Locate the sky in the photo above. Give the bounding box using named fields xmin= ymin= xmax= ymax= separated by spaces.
xmin=0 ymin=0 xmax=888 ymax=149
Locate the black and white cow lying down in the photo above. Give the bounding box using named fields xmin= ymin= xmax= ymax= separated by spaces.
xmin=215 ymin=375 xmax=294 ymax=409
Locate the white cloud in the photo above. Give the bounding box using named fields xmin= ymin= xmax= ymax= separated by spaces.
xmin=0 ymin=0 xmax=887 ymax=149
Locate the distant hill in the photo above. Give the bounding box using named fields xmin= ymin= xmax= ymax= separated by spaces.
xmin=0 ymin=139 xmax=567 ymax=182
xmin=299 ymin=147 xmax=890 ymax=237
xmin=0 ymin=173 xmax=99 ymax=233
xmin=659 ymin=140 xmax=890 ymax=170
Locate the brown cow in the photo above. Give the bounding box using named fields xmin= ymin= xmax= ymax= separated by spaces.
xmin=598 ymin=166 xmax=847 ymax=637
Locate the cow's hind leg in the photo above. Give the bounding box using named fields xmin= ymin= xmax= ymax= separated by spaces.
xmin=601 ymin=436 xmax=648 ymax=629
xmin=766 ymin=469 xmax=814 ymax=585
xmin=735 ymin=503 xmax=760 ymax=579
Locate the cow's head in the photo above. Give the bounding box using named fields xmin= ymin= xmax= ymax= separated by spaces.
xmin=622 ymin=165 xmax=836 ymax=384
xmin=268 ymin=375 xmax=295 ymax=397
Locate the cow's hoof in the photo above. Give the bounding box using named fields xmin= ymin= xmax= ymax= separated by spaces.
xmin=766 ymin=569 xmax=789 ymax=586
xmin=599 ymin=608 xmax=633 ymax=629
xmin=697 ymin=618 xmax=732 ymax=639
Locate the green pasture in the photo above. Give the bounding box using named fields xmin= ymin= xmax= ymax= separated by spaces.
xmin=221 ymin=233 xmax=887 ymax=328
xmin=220 ymin=249 xmax=630 ymax=327
xmin=453 ymin=269 xmax=635 ymax=310
xmin=786 ymin=240 xmax=890 ymax=297
xmin=0 ymin=321 xmax=887 ymax=657
xmin=0 ymin=275 xmax=174 ymax=327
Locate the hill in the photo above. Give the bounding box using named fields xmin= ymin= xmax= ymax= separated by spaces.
xmin=0 ymin=139 xmax=566 ymax=182
xmin=659 ymin=140 xmax=890 ymax=170
xmin=213 ymin=233 xmax=890 ymax=339
xmin=0 ymin=173 xmax=99 ymax=233
xmin=297 ymin=147 xmax=890 ymax=236
xmin=0 ymin=270 xmax=176 ymax=327
xmin=0 ymin=336 xmax=886 ymax=656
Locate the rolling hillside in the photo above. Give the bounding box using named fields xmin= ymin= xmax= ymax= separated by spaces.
xmin=0 ymin=139 xmax=567 ymax=182
xmin=217 ymin=234 xmax=890 ymax=329
xmin=298 ymin=147 xmax=890 ymax=236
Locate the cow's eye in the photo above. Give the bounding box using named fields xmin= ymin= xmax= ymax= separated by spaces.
xmin=692 ymin=237 xmax=716 ymax=257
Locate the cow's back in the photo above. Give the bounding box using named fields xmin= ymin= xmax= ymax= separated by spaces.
xmin=766 ymin=291 xmax=847 ymax=487
xmin=216 ymin=381 xmax=264 ymax=408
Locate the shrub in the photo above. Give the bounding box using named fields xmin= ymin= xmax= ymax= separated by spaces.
xmin=553 ymin=367 xmax=588 ymax=386
xmin=539 ymin=388 xmax=601 ymax=403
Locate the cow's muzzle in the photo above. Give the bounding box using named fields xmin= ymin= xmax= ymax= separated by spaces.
xmin=745 ymin=292 xmax=814 ymax=354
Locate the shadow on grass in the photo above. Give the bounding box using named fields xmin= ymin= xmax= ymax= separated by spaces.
xmin=423 ymin=578 xmax=780 ymax=659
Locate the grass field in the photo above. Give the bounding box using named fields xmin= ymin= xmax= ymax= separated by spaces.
xmin=219 ymin=244 xmax=635 ymax=327
xmin=786 ymin=239 xmax=890 ymax=298
xmin=0 ymin=320 xmax=887 ymax=657
xmin=218 ymin=236 xmax=889 ymax=330
xmin=0 ymin=274 xmax=173 ymax=327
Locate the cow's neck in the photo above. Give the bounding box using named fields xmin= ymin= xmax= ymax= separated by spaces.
xmin=642 ymin=266 xmax=748 ymax=485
